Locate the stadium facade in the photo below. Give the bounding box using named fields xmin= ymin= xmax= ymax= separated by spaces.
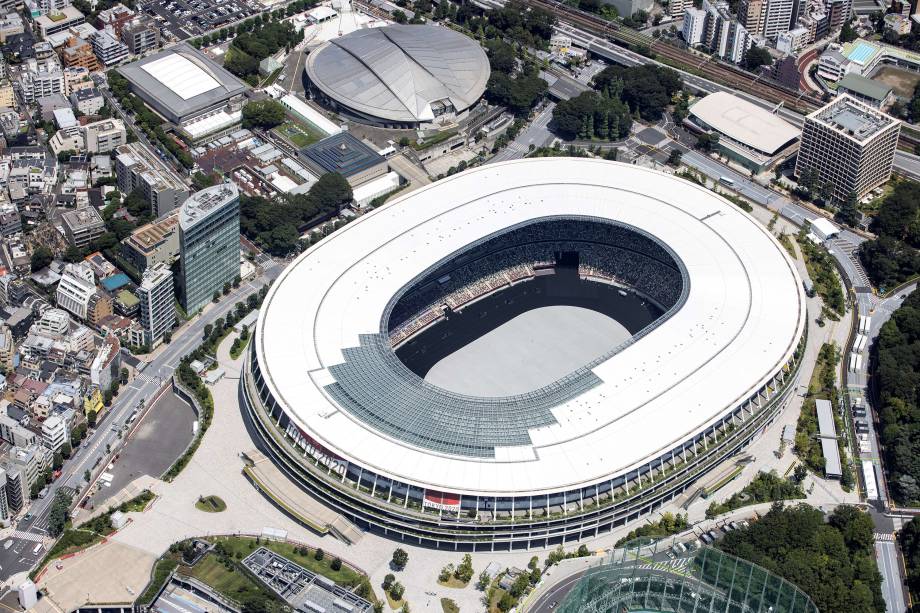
xmin=242 ymin=159 xmax=807 ymax=549
xmin=304 ymin=25 xmax=490 ymax=128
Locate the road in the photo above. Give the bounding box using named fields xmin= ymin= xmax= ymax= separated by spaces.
xmin=0 ymin=262 xmax=280 ymax=582
xmin=488 ymin=103 xmax=556 ymax=164
xmin=554 ymin=21 xmax=920 ymax=181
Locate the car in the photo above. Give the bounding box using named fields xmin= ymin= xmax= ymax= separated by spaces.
xmin=23 ymin=512 xmax=32 ymax=520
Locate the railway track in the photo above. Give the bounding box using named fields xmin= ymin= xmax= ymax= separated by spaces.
xmin=525 ymin=0 xmax=823 ymax=113
xmin=524 ymin=0 xmax=920 ymax=154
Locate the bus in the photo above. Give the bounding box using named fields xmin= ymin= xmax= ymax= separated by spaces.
xmin=862 ymin=460 xmax=879 ymax=500
xmin=32 ymin=543 xmax=42 ymax=555
xmin=718 ymin=176 xmax=735 ymax=187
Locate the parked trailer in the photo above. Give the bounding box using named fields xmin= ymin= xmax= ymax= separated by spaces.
xmin=859 ymin=315 xmax=871 ymax=335
xmin=862 ymin=460 xmax=879 ymax=500
xmin=850 ymin=351 xmax=862 ymax=372
xmin=856 ymin=334 xmax=869 ymax=352
xmin=853 ymin=334 xmax=866 ymax=352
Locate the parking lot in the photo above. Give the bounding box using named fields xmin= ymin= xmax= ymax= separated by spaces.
xmin=83 ymin=388 xmax=196 ymax=511
xmin=137 ymin=0 xmax=265 ymax=39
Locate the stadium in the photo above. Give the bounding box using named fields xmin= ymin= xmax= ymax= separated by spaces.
xmin=242 ymin=158 xmax=807 ymax=549
xmin=303 ymin=24 xmax=490 ymax=128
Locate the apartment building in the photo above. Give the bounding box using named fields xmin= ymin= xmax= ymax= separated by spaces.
xmin=137 ymin=263 xmax=175 ymax=347
xmin=120 ymin=210 xmax=179 ymax=272
xmin=121 ymin=16 xmax=159 ymax=55
xmin=15 ymin=57 xmax=64 ymax=103
xmin=60 ymin=35 xmax=100 ymax=71
xmin=91 ymin=30 xmax=129 ymax=66
xmin=60 ymin=206 xmax=104 ymax=248
xmin=56 ymin=261 xmax=96 ymax=320
xmin=114 ymin=142 xmax=190 ymax=217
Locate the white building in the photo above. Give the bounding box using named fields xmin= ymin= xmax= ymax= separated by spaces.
xmin=762 ymin=0 xmax=795 ymax=38
xmin=55 ymin=261 xmax=96 ymax=320
xmin=33 ymin=308 xmax=69 ymax=338
xmin=40 ymin=414 xmax=68 ymax=453
xmin=137 ymin=262 xmax=175 ymax=347
xmin=91 ymin=30 xmax=129 ymax=66
xmin=83 ymin=118 xmax=127 ymax=153
xmin=682 ymin=7 xmax=707 ymax=45
xmin=15 ymin=57 xmax=64 ymax=103
xmin=777 ymin=26 xmax=809 ymax=54
xmin=17 ymin=581 xmax=37 ymax=610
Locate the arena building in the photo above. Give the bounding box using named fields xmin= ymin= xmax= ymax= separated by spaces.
xmin=243 ymin=158 xmax=807 ymax=549
xmin=118 ymin=43 xmax=248 ymax=142
xmin=686 ymin=92 xmax=800 ymax=173
xmin=304 ymin=24 xmax=489 ymax=129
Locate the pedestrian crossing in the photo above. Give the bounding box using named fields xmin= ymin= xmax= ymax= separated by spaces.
xmin=875 ymin=532 xmax=895 ymax=542
xmin=10 ymin=530 xmax=43 ymax=543
xmin=133 ymin=373 xmax=158 ymax=385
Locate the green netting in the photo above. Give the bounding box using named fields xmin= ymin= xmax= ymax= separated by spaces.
xmin=557 ymin=538 xmax=818 ymax=613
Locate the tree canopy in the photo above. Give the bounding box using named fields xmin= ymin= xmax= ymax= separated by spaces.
xmin=552 ymin=91 xmax=631 ymax=141
xmin=743 ymin=46 xmax=773 ymax=70
xmin=30 ymin=246 xmax=53 ymax=272
xmin=485 ymin=70 xmax=548 ymax=116
xmin=874 ymin=289 xmax=920 ymax=504
xmin=859 ymin=180 xmax=920 ymax=288
xmin=242 ymin=99 xmax=286 ymax=129
xmin=592 ymin=64 xmax=682 ymax=121
xmin=240 ymin=172 xmax=353 ymax=256
xmin=718 ymin=503 xmax=884 ymax=613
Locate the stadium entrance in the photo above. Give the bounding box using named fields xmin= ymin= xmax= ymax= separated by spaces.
xmin=396 ymin=260 xmax=664 ymax=397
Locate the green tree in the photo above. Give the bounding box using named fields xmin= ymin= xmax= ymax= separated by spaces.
xmin=391 ymin=547 xmax=409 ymax=570
xmin=63 ymin=245 xmax=84 ymax=262
xmin=743 ymin=46 xmax=774 ymax=70
xmin=48 ymin=490 xmax=73 ymax=537
xmin=835 ymin=191 xmax=860 ymax=227
xmin=241 ymin=99 xmax=286 ymax=129
xmin=30 ymin=246 xmax=53 ymax=272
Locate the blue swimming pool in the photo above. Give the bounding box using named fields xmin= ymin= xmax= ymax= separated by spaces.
xmin=847 ymin=41 xmax=877 ymax=64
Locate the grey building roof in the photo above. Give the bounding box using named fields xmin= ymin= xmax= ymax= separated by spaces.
xmin=300 ymin=132 xmax=384 ymax=178
xmin=117 ymin=43 xmax=248 ymax=124
xmin=837 ymin=73 xmax=892 ymax=103
xmin=305 ymin=25 xmax=489 ymax=123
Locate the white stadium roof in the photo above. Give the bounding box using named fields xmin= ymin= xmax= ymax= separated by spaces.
xmin=255 ymin=159 xmax=805 ymax=497
xmin=141 ymin=53 xmax=221 ymax=100
xmin=690 ymin=91 xmax=801 ymax=156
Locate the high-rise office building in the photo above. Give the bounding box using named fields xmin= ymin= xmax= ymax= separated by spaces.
xmin=138 ymin=262 xmax=176 ymax=347
xmin=178 ymin=182 xmax=240 ymax=314
xmin=795 ymin=95 xmax=900 ymax=204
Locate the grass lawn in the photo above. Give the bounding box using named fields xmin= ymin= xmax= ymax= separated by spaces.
xmin=273 ymin=121 xmax=322 ymax=148
xmin=195 ymin=495 xmax=227 ymax=513
xmin=122 ymin=489 xmax=155 ymax=513
xmin=437 ymin=576 xmax=468 ymax=588
xmin=229 ymin=335 xmax=250 ymax=360
xmin=178 ymin=553 xmax=269 ymax=604
xmin=208 ymin=536 xmax=364 ymax=588
xmin=386 ymin=592 xmax=406 ymax=610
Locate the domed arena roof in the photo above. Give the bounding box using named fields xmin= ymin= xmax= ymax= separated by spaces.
xmin=304 ymin=25 xmax=490 ymax=124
